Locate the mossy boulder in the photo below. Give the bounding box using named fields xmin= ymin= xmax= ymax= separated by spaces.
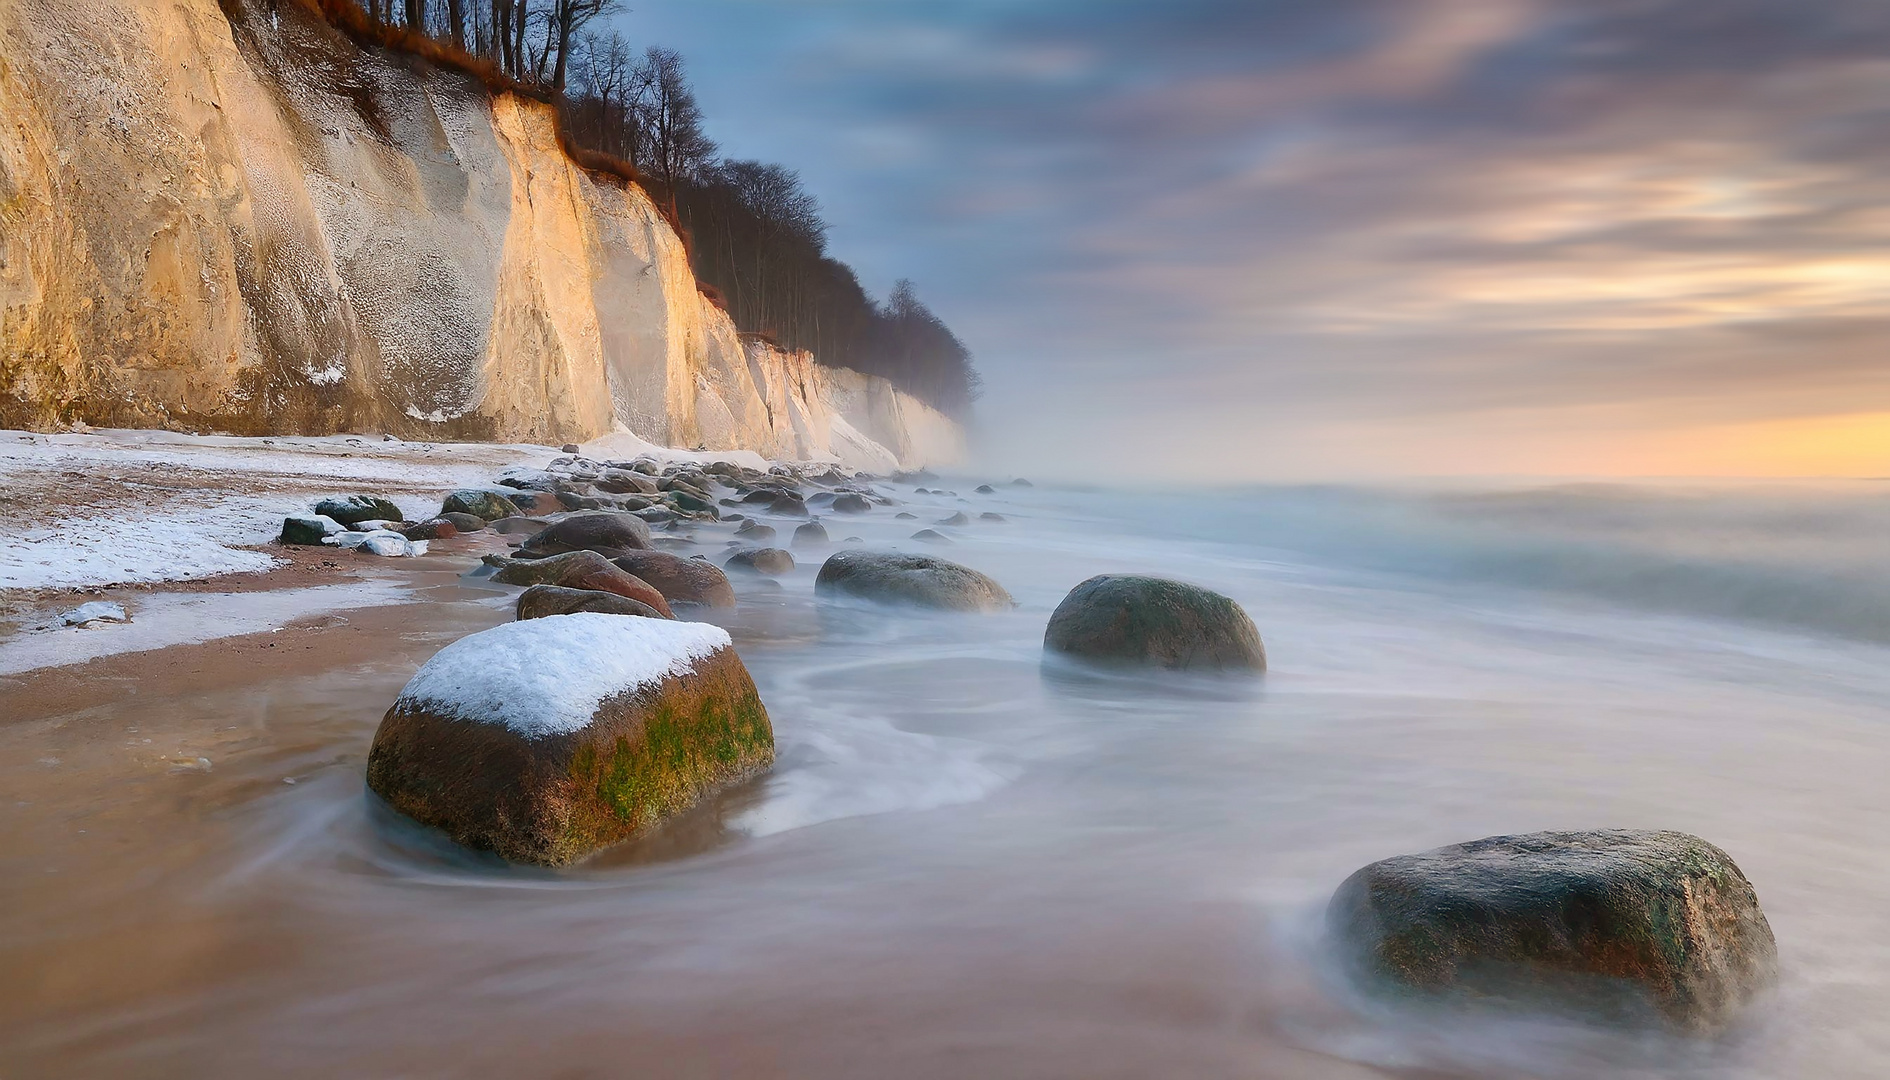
xmin=815 ymin=550 xmax=1013 ymax=612
xmin=519 ymin=511 xmax=654 ymax=558
xmin=440 ymin=489 xmax=521 ymax=522
xmin=610 ymin=551 xmax=736 ymax=609
xmin=516 ymin=584 xmax=665 ymax=621
xmin=314 ymin=494 xmax=403 ymax=527
xmin=1327 ymin=830 xmax=1777 ymax=1032
xmin=366 ymin=615 xmax=774 ymax=866
xmin=491 ymin=551 xmax=674 ymax=618
xmin=1044 ymin=575 xmax=1264 ymax=671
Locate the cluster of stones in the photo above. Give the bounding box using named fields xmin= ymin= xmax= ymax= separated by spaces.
xmin=346 ymin=454 xmax=1778 ymax=1039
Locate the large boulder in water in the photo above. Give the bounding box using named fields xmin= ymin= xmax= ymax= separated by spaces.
xmin=610 ymin=551 xmax=736 ymax=609
xmin=491 ymin=551 xmax=674 ymax=617
xmin=815 ymin=550 xmax=1013 ymax=612
xmin=516 ymin=584 xmax=665 ymax=621
xmin=366 ymin=614 xmax=774 ymax=865
xmin=314 ymin=494 xmax=403 ymax=527
xmin=1327 ymin=830 xmax=1777 ymax=1032
xmin=440 ymin=489 xmax=521 ymax=522
xmin=519 ymin=511 xmax=653 ymax=557
xmin=1043 ymin=575 xmax=1264 ymax=672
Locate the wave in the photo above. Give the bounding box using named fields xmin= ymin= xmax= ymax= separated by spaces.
xmin=1195 ymin=480 xmax=1890 ymax=643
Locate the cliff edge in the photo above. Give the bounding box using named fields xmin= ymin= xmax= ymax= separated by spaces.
xmin=0 ymin=0 xmax=964 ymax=470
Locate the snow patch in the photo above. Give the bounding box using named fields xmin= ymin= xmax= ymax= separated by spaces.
xmin=394 ymin=613 xmax=733 ymax=738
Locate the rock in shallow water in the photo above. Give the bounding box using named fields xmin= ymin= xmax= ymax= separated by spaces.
xmin=516 ymin=584 xmax=666 ymax=621
xmin=793 ymin=520 xmax=829 ymax=548
xmin=491 ymin=551 xmax=674 ymax=617
xmin=1044 ymin=575 xmax=1264 ymax=671
xmin=1327 ymin=829 xmax=1777 ymax=1032
xmin=815 ymin=550 xmax=1012 ymax=612
xmin=438 ymin=512 xmax=487 ymax=533
xmin=724 ymin=548 xmax=794 ymax=576
xmin=519 ymin=511 xmax=654 ymax=557
xmin=366 ymin=614 xmax=773 ymax=865
xmin=610 ymin=551 xmax=736 ymax=609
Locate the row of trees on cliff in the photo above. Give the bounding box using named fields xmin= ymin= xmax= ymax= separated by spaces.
xmin=353 ymin=0 xmax=979 ymax=417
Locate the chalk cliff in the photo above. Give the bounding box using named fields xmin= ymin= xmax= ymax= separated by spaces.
xmin=0 ymin=0 xmax=964 ymax=469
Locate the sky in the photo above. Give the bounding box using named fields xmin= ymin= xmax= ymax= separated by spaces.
xmin=618 ymin=0 xmax=1890 ymax=480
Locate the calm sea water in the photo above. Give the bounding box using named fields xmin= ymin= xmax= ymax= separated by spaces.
xmin=5 ymin=478 xmax=1889 ymax=1078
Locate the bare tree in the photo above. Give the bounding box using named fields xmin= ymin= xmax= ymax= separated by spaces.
xmin=639 ymin=47 xmax=716 ymax=194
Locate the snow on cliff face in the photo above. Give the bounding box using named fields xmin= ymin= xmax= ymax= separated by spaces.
xmin=0 ymin=0 xmax=961 ymax=470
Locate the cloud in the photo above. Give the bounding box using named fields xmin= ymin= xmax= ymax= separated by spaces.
xmin=625 ymin=0 xmax=1890 ymax=477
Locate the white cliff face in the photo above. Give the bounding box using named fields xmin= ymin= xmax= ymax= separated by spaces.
xmin=0 ymin=0 xmax=962 ymax=469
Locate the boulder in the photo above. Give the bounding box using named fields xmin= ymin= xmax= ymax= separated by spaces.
xmin=895 ymin=512 xmax=918 ymax=520
xmin=734 ymin=521 xmax=778 ymax=545
xmin=1327 ymin=830 xmax=1777 ymax=1032
xmin=769 ymin=494 xmax=810 ymax=517
xmin=610 ymin=551 xmax=737 ymax=609
xmin=831 ymin=493 xmax=872 ymax=514
xmin=596 ymin=470 xmax=658 ymax=495
xmin=520 ymin=512 xmax=654 ymax=558
xmin=981 ymin=513 xmax=1007 ymax=523
xmin=441 ymin=489 xmax=522 ymax=522
xmin=281 ymin=513 xmax=344 ymax=545
xmin=491 ymin=516 xmax=551 ymax=535
xmin=560 ymin=443 xmax=581 ymax=454
xmin=910 ymin=529 xmax=953 ymax=545
xmin=1012 ymin=478 xmax=1033 ymax=488
xmin=496 ymin=468 xmax=564 ymax=493
xmin=1043 ymin=575 xmax=1264 ymax=671
xmin=439 ymin=512 xmax=488 ymax=533
xmin=666 ymin=490 xmax=719 ymax=516
xmin=507 ymin=491 xmax=565 ymax=516
xmin=793 ymin=520 xmax=829 ymax=548
xmin=815 ymin=550 xmax=1013 ymax=612
xmin=401 ymin=518 xmax=459 ymax=541
xmin=552 ymin=491 xmax=607 ymax=512
xmin=333 ymin=530 xmax=428 ymax=557
xmin=935 ymin=512 xmax=969 ymax=526
xmin=491 ymin=551 xmax=675 ymax=617
xmin=635 ymin=506 xmax=680 ymax=525
xmin=725 ymin=548 xmax=794 ymax=576
xmin=516 ymin=584 xmax=666 ymax=621
xmin=314 ymin=494 xmax=404 ymax=527
xmin=366 ymin=614 xmax=773 ymax=865
xmin=976 ymin=484 xmax=996 ymax=494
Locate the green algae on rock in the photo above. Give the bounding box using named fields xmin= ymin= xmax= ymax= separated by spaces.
xmin=1326 ymin=829 xmax=1778 ymax=1032
xmin=1043 ymin=575 xmax=1264 ymax=672
xmin=366 ymin=614 xmax=774 ymax=866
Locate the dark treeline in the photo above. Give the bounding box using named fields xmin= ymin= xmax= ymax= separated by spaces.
xmin=332 ymin=0 xmax=979 ymax=417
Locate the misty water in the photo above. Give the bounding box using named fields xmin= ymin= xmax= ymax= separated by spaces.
xmin=7 ymin=479 xmax=1890 ymax=1077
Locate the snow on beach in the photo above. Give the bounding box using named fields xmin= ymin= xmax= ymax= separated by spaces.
xmin=0 ymin=427 xmax=815 ymax=591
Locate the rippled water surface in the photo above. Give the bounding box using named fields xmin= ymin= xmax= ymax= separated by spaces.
xmin=5 ymin=480 xmax=1890 ymax=1077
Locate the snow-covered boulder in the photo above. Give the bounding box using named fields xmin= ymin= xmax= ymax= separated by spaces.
xmin=329 ymin=530 xmax=428 ymax=557
xmin=281 ymin=514 xmax=345 ymax=545
xmin=366 ymin=615 xmax=774 ymax=865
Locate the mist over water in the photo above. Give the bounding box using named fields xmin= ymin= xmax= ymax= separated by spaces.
xmin=5 ymin=478 xmax=1890 ymax=1077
